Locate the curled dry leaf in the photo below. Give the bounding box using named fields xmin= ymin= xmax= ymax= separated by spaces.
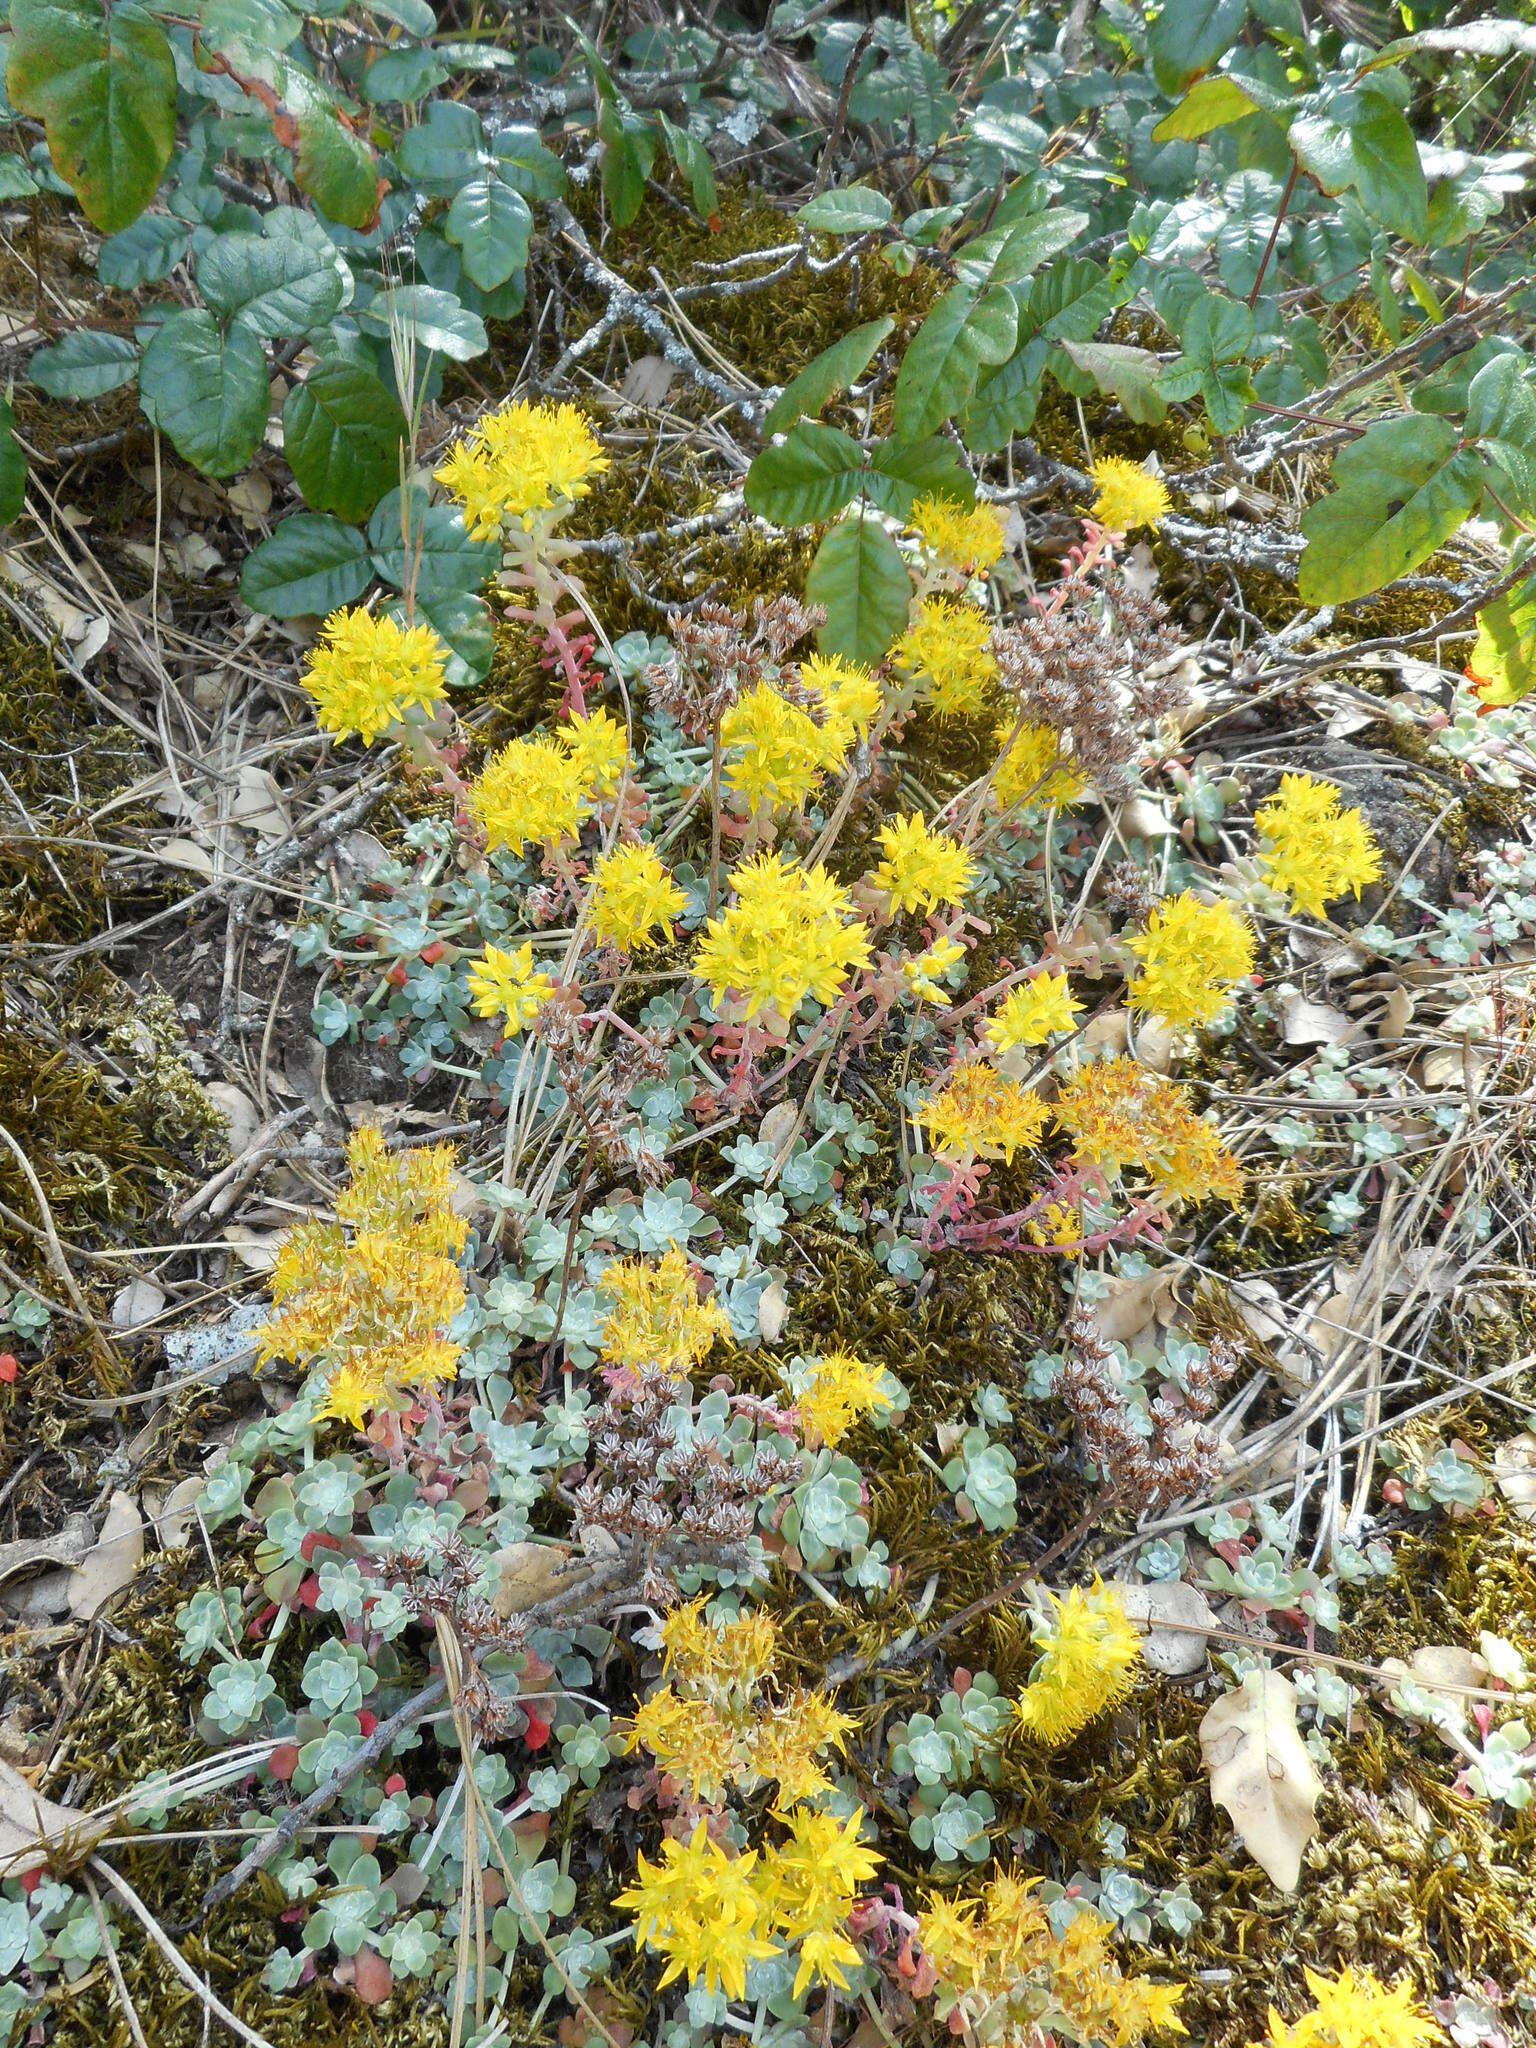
xmin=67 ymin=1491 xmax=144 ymax=1620
xmin=490 ymin=1540 xmax=593 ymax=1620
xmin=1112 ymin=1579 xmax=1217 ymax=1677
xmin=1493 ymin=1431 xmax=1536 ymax=1523
xmin=1086 ymin=1263 xmax=1184 ymax=1347
xmin=1199 ymin=1667 xmax=1323 ymax=1892
xmin=1379 ymin=1644 xmax=1489 ymax=1719
xmin=0 ymin=1760 xmax=110 ymax=1878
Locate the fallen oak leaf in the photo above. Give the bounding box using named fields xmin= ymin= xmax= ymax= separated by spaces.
xmin=1 ymin=1760 xmax=111 ymax=1878
xmin=1199 ymin=1667 xmax=1322 ymax=1892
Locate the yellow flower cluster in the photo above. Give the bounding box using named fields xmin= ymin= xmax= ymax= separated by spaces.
xmin=1255 ymin=774 xmax=1384 ymax=920
xmin=301 ymin=608 xmax=449 ymax=745
xmin=1127 ymin=893 xmax=1255 ymax=1029
xmin=694 ymin=852 xmax=872 ymax=1022
xmin=661 ymin=1596 xmax=779 ymax=1692
xmin=470 ymin=709 xmax=627 ymax=856
xmin=921 ymin=1062 xmax=1049 ymax=1164
xmin=987 ymin=970 xmax=1082 ymax=1050
xmin=721 ymin=683 xmax=844 ymax=815
xmin=902 ymin=933 xmax=969 ymax=1006
xmin=895 ymin=597 xmax=998 ymax=719
xmin=782 ymin=1349 xmax=894 ymax=1449
xmin=629 ymin=1596 xmax=857 ymax=1812
xmin=259 ymin=1126 xmax=467 ymax=1426
xmin=435 ymin=398 xmax=610 ymax=539
xmin=467 ymin=940 xmax=557 ymax=1033
xmin=992 ymin=718 xmax=1085 ymax=811
xmin=591 ymin=841 xmax=687 ymax=953
xmin=1266 ymin=1966 xmax=1441 ymax=2048
xmin=1013 ymin=1578 xmax=1143 ymax=1745
xmin=616 ymin=1807 xmax=880 ymax=2003
xmin=1089 ymin=455 xmax=1171 ymax=534
xmin=919 ymin=1869 xmax=1183 ymax=2046
xmin=870 ymin=812 xmax=976 ymax=916
xmin=598 ymin=1244 xmax=730 ymax=1380
xmin=1054 ymin=1055 xmax=1243 ymax=1209
xmin=909 ymin=492 xmax=1009 ymax=570
xmin=800 ymin=653 xmax=883 ymax=748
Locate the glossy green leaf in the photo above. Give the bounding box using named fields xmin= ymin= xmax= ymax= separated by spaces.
xmin=198 ymin=231 xmax=348 ymax=339
xmin=98 ymin=213 xmax=189 ymax=288
xmin=1298 ymin=415 xmax=1483 ymax=603
xmin=893 ymin=284 xmax=1018 ymax=440
xmin=31 ymin=329 xmax=139 ymax=400
xmin=7 ymin=0 xmax=176 ymax=232
xmin=0 ymin=400 xmax=28 ymax=525
xmin=360 ymin=286 xmax=487 ymax=364
xmin=241 ymin=513 xmax=372 ymax=617
xmin=744 ymin=423 xmax=869 ymax=525
xmin=1053 ymin=339 xmax=1168 ymax=424
xmin=1152 ymin=74 xmax=1264 ymax=142
xmin=138 ymin=308 xmax=270 ymax=478
xmin=954 ymin=209 xmax=1087 ymax=289
xmin=863 ymin=436 xmax=975 ymax=518
xmin=293 ymin=107 xmax=380 ymax=232
xmin=763 ymin=317 xmax=894 ymax=437
xmin=367 ymin=487 xmax=499 ymax=598
xmin=1465 ymin=354 xmax=1536 ymax=517
xmin=797 ymin=185 xmax=892 ymax=233
xmin=1289 ymin=92 xmax=1428 ymax=244
xmin=446 ymin=171 xmax=532 ymax=290
xmin=1148 ymin=0 xmax=1247 ymax=95
xmin=282 ymin=359 xmax=406 ymax=520
xmin=805 ymin=513 xmax=911 ymax=666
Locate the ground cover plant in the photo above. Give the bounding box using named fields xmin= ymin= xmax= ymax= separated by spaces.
xmin=2 ymin=2 xmax=1536 ymax=2046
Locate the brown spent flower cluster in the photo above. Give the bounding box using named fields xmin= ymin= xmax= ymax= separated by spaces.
xmin=1057 ymin=1306 xmax=1244 ymax=1511
xmin=532 ymin=985 xmax=675 ymax=1184
xmin=990 ymin=578 xmax=1183 ymax=800
xmin=646 ymin=596 xmax=823 ymax=741
xmin=572 ymin=1382 xmax=799 ymax=1569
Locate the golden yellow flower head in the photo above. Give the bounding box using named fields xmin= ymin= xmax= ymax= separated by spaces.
xmin=435 ymin=399 xmax=609 ymax=539
xmin=660 ymin=1595 xmax=779 ymax=1692
xmin=260 ymin=1125 xmax=467 ymax=1425
xmin=301 ymin=607 xmax=450 ymax=745
xmin=894 ymin=596 xmax=998 ymax=720
xmin=870 ymin=812 xmax=976 ymax=916
xmin=721 ymin=682 xmax=842 ymax=815
xmin=918 ymin=1871 xmax=1182 ymax=2045
xmin=1013 ymin=1578 xmax=1142 ymax=1746
xmin=902 ymin=933 xmax=968 ymax=1006
xmin=800 ymin=653 xmax=882 ymax=750
xmin=987 ymin=970 xmax=1083 ymax=1051
xmin=909 ymin=492 xmax=1009 ymax=571
xmin=599 ymin=1243 xmax=730 ymax=1380
xmin=467 ymin=940 xmax=557 ymax=1033
xmin=758 ymin=1806 xmax=880 ymax=1995
xmin=563 ymin=707 xmax=628 ymax=795
xmin=627 ymin=1688 xmax=740 ymax=1804
xmin=992 ymin=718 xmax=1086 ymax=812
xmin=1054 ymin=1054 xmax=1243 ymax=1209
xmin=615 ymin=1823 xmax=779 ymax=2002
xmin=921 ymin=1062 xmax=1049 ymax=1164
xmin=590 ymin=841 xmax=687 ymax=953
xmin=783 ymin=1349 xmax=893 ymax=1449
xmin=1254 ymin=774 xmax=1384 ymax=920
xmin=694 ymin=851 xmax=872 ymax=1023
xmin=1126 ymin=892 xmax=1255 ymax=1029
xmin=1267 ymin=1965 xmax=1442 ymax=2048
xmin=469 ymin=733 xmax=593 ymax=856
xmin=746 ymin=1692 xmax=858 ymax=1813
xmin=1089 ymin=456 xmax=1171 ymax=533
